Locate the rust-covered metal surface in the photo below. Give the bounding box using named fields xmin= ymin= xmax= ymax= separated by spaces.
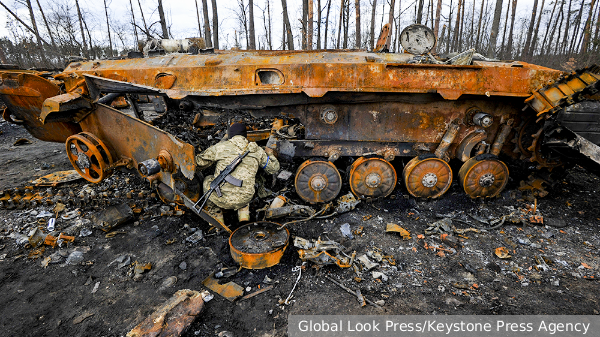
xmin=1 ymin=46 xmax=599 ymax=203
xmin=60 ymin=50 xmax=561 ymax=99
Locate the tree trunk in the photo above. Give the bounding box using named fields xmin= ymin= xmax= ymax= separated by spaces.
xmin=540 ymin=0 xmax=558 ymax=56
xmin=103 ymin=0 xmax=113 ymax=57
xmin=395 ymin=0 xmax=402 ymax=52
xmin=308 ymin=0 xmax=314 ymax=49
xmin=281 ymin=0 xmax=294 ymax=49
xmin=593 ymin=1 xmax=600 ymax=52
xmin=354 ymin=0 xmax=360 ymax=48
xmin=317 ymin=0 xmax=321 ymax=49
xmin=529 ymin=0 xmax=546 ymax=57
xmin=137 ymin=0 xmax=149 ymax=38
xmin=324 ymin=0 xmax=332 ymax=48
xmin=458 ymin=0 xmax=465 ymax=50
xmin=211 ymin=0 xmax=219 ymax=49
xmin=266 ymin=0 xmax=272 ymax=50
xmin=568 ymin=0 xmax=586 ymax=54
xmin=24 ymin=0 xmax=47 ymax=66
xmin=506 ymin=0 xmax=517 ymax=58
xmin=157 ymin=0 xmax=169 ymax=38
xmin=554 ymin=0 xmax=565 ymax=54
xmin=127 ymin=0 xmax=139 ymax=49
xmin=302 ymin=0 xmax=308 ymax=49
xmin=434 ymin=0 xmax=442 ymax=46
xmin=389 ymin=0 xmax=396 ymax=39
xmin=337 ymin=0 xmax=344 ymax=48
xmin=248 ymin=0 xmax=256 ymax=49
xmin=35 ymin=0 xmax=56 ymax=52
xmin=195 ymin=0 xmax=203 ymax=39
xmin=475 ymin=0 xmax=485 ymax=50
xmin=202 ymin=0 xmax=212 ymax=48
xmin=451 ymin=0 xmax=462 ymax=51
xmin=561 ymin=0 xmax=572 ymax=54
xmin=369 ymin=0 xmax=377 ymax=50
xmin=500 ymin=0 xmax=510 ymax=57
xmin=75 ymin=0 xmax=89 ymax=58
xmin=522 ymin=0 xmax=538 ymax=58
xmin=487 ymin=0 xmax=503 ymax=58
xmin=343 ymin=0 xmax=349 ymax=48
xmin=580 ymin=0 xmax=597 ymax=53
xmin=416 ymin=0 xmax=424 ymax=24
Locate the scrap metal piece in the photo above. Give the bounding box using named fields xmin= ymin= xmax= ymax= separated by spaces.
xmin=65 ymin=132 xmax=113 ymax=183
xmin=202 ymin=274 xmax=244 ymax=302
xmin=400 ymin=24 xmax=436 ymax=55
xmin=229 ymin=222 xmax=289 ymax=269
xmin=294 ymin=236 xmax=354 ymax=268
xmin=334 ymin=192 xmax=361 ymax=214
xmin=30 ymin=170 xmax=82 ymax=187
xmin=265 ymin=205 xmax=315 ymax=219
xmin=91 ymin=203 xmax=133 ymax=232
xmin=385 ymin=223 xmax=411 ymax=240
xmin=126 ymin=289 xmax=207 ymax=337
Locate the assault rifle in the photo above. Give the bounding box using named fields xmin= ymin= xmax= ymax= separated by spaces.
xmin=192 ymin=150 xmax=250 ymax=213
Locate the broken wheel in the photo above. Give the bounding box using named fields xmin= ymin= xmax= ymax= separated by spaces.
xmin=295 ymin=159 xmax=342 ymax=203
xmin=229 ymin=222 xmax=290 ymax=269
xmin=65 ymin=132 xmax=113 ymax=183
xmin=459 ymin=154 xmax=509 ymax=198
xmin=349 ymin=157 xmax=397 ymax=198
xmin=403 ymin=155 xmax=452 ymax=198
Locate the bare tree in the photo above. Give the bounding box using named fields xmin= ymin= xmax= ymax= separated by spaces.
xmin=369 ymin=0 xmax=377 ymax=49
xmin=157 ymin=0 xmax=169 ymax=38
xmin=343 ymin=0 xmax=349 ymax=48
xmin=337 ymin=0 xmax=344 ymax=48
xmin=317 ymin=0 xmax=321 ymax=49
xmin=137 ymin=0 xmax=150 ymax=38
xmin=127 ymin=0 xmax=139 ymax=49
xmin=36 ymin=0 xmax=56 ymax=51
xmin=75 ymin=0 xmax=89 ymax=57
xmin=281 ymin=0 xmax=294 ymax=49
xmin=266 ymin=0 xmax=272 ymax=50
xmin=506 ymin=0 xmax=517 ymax=57
xmin=103 ymin=0 xmax=113 ymax=57
xmin=529 ymin=0 xmax=546 ymax=57
xmin=249 ymin=0 xmax=256 ymax=49
xmin=195 ymin=0 xmax=203 ymax=39
xmin=302 ymin=0 xmax=308 ymax=49
xmin=354 ymin=0 xmax=360 ymax=48
xmin=561 ymin=0 xmax=573 ymax=54
xmin=324 ymin=0 xmax=332 ymax=49
xmin=475 ymin=0 xmax=486 ymax=51
xmin=540 ymin=0 xmax=559 ymax=56
xmin=212 ymin=0 xmax=219 ymax=49
xmin=202 ymin=0 xmax=212 ymax=48
xmin=416 ymin=0 xmax=424 ymax=24
xmin=522 ymin=0 xmax=539 ymax=58
xmin=434 ymin=0 xmax=442 ymax=40
xmin=500 ymin=0 xmax=511 ymax=57
xmin=487 ymin=0 xmax=503 ymax=58
xmin=579 ymin=0 xmax=596 ymax=53
xmin=24 ymin=0 xmax=48 ymax=65
xmin=308 ymin=0 xmax=314 ymax=49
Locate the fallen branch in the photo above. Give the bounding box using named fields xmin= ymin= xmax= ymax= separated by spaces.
xmin=324 ymin=275 xmax=384 ymax=311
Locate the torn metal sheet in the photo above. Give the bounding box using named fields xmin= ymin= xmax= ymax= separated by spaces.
xmin=126 ymin=289 xmax=207 ymax=337
xmin=30 ymin=170 xmax=83 ymax=187
xmin=91 ymin=203 xmax=133 ymax=232
xmin=385 ymin=223 xmax=411 ymax=240
xmin=294 ymin=237 xmax=355 ymax=268
xmin=202 ymin=274 xmax=244 ymax=302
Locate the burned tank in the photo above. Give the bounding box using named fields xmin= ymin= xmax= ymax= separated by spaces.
xmin=1 ymin=25 xmax=599 ymax=218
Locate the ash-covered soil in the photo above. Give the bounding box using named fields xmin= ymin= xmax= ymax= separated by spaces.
xmin=0 ymin=118 xmax=599 ymax=337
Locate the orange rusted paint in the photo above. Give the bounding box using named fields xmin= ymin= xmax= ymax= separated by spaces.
xmin=349 ymin=157 xmax=397 ymax=199
xmin=202 ymin=274 xmax=244 ymax=301
xmin=459 ymin=155 xmax=509 ymax=198
xmin=403 ymin=155 xmax=453 ymax=198
xmin=229 ymin=222 xmax=289 ymax=269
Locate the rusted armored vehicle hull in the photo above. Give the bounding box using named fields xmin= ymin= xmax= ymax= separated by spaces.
xmin=1 ymin=49 xmax=599 ymax=209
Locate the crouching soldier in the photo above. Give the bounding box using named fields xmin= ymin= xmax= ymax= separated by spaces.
xmin=195 ymin=122 xmax=279 ymax=223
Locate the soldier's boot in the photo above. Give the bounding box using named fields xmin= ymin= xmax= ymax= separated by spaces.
xmin=204 ymin=203 xmax=224 ymax=225
xmin=237 ymin=205 xmax=250 ymax=222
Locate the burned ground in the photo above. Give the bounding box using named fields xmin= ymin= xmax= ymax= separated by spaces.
xmin=0 ymin=116 xmax=599 ymax=337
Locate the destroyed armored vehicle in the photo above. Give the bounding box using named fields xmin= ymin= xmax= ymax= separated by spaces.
xmin=1 ymin=25 xmax=599 ymax=225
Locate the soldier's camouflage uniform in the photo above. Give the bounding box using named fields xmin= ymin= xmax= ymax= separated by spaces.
xmin=195 ymin=135 xmax=280 ymax=210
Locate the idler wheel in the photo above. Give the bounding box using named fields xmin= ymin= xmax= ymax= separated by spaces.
xmin=229 ymin=222 xmax=290 ymax=269
xmin=65 ymin=132 xmax=113 ymax=183
xmin=459 ymin=154 xmax=509 ymax=198
xmin=349 ymin=157 xmax=397 ymax=199
xmin=295 ymin=159 xmax=342 ymax=203
xmin=403 ymin=155 xmax=452 ymax=198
